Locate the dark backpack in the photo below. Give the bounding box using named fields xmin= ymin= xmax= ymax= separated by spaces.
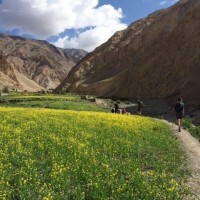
xmin=175 ymin=102 xmax=184 ymax=112
xmin=111 ymin=108 xmax=115 ymax=113
xmin=138 ymin=101 xmax=143 ymax=109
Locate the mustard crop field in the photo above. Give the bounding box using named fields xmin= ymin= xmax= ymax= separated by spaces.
xmin=0 ymin=107 xmax=189 ymax=199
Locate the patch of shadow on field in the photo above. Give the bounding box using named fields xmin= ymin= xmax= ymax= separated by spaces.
xmin=125 ymin=99 xmax=173 ymax=120
xmin=122 ymin=99 xmax=199 ymax=125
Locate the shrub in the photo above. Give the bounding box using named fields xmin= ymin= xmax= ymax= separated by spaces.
xmin=2 ymin=86 xmax=9 ymax=93
xmin=183 ymin=117 xmax=192 ymax=129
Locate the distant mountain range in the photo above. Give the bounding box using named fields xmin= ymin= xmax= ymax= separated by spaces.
xmin=57 ymin=0 xmax=200 ymax=101
xmin=0 ymin=34 xmax=87 ymax=91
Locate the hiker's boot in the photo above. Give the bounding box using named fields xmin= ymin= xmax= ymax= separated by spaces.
xmin=178 ymin=127 xmax=181 ymax=132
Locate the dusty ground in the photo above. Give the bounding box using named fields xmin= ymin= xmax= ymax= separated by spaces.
xmin=163 ymin=120 xmax=200 ymax=200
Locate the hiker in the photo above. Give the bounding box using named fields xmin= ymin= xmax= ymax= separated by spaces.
xmin=111 ymin=107 xmax=115 ymax=113
xmin=111 ymin=103 xmax=120 ymax=113
xmin=174 ymin=97 xmax=185 ymax=132
xmin=136 ymin=99 xmax=143 ymax=115
xmin=122 ymin=107 xmax=131 ymax=115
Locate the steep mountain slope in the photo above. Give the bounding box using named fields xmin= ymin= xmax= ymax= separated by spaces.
xmin=0 ymin=34 xmax=87 ymax=91
xmin=0 ymin=53 xmax=21 ymax=91
xmin=58 ymin=0 xmax=200 ymax=100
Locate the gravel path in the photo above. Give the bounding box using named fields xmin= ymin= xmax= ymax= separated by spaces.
xmin=162 ymin=120 xmax=200 ymax=200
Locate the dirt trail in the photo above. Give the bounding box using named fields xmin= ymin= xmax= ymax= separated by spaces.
xmin=163 ymin=120 xmax=200 ymax=199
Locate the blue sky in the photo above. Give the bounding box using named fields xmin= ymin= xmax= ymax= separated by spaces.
xmin=0 ymin=0 xmax=178 ymax=51
xmin=99 ymin=0 xmax=178 ymax=24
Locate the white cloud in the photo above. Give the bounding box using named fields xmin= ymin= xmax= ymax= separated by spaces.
xmin=160 ymin=1 xmax=167 ymax=6
xmin=55 ymin=22 xmax=126 ymax=52
xmin=159 ymin=0 xmax=179 ymax=6
xmin=0 ymin=0 xmax=127 ymax=51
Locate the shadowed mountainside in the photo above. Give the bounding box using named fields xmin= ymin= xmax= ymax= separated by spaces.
xmin=58 ymin=0 xmax=200 ymax=101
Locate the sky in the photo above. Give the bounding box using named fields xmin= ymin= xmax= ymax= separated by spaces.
xmin=0 ymin=0 xmax=179 ymax=52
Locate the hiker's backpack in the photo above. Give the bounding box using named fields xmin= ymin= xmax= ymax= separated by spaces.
xmin=175 ymin=102 xmax=184 ymax=112
xmin=138 ymin=101 xmax=143 ymax=109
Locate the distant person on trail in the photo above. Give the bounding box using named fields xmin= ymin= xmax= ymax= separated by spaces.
xmin=136 ymin=99 xmax=143 ymax=115
xmin=174 ymin=97 xmax=185 ymax=132
xmin=114 ymin=103 xmax=119 ymax=113
xmin=111 ymin=103 xmax=122 ymax=114
xmin=111 ymin=103 xmax=131 ymax=114
xmin=111 ymin=103 xmax=120 ymax=113
xmin=111 ymin=107 xmax=115 ymax=113
xmin=122 ymin=107 xmax=131 ymax=115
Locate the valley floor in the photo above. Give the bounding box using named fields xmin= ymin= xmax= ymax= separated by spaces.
xmin=0 ymin=94 xmax=199 ymax=199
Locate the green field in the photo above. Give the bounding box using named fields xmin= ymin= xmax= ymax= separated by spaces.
xmin=183 ymin=117 xmax=200 ymax=140
xmin=0 ymin=94 xmax=108 ymax=112
xmin=0 ymin=103 xmax=189 ymax=199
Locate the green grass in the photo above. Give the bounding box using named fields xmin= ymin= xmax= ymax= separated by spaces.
xmin=0 ymin=94 xmax=81 ymax=102
xmin=0 ymin=94 xmax=108 ymax=112
xmin=183 ymin=118 xmax=200 ymax=140
xmin=0 ymin=107 xmax=189 ymax=199
xmin=189 ymin=126 xmax=200 ymax=140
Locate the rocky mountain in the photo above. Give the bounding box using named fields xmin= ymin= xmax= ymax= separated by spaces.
xmin=0 ymin=34 xmax=87 ymax=91
xmin=58 ymin=0 xmax=200 ymax=101
xmin=63 ymin=49 xmax=88 ymax=63
xmin=0 ymin=54 xmax=21 ymax=91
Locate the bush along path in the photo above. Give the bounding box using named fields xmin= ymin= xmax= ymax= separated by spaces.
xmin=162 ymin=120 xmax=200 ymax=200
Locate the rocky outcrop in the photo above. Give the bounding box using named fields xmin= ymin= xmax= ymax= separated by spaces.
xmin=58 ymin=0 xmax=200 ymax=101
xmin=0 ymin=54 xmax=21 ymax=90
xmin=63 ymin=49 xmax=88 ymax=63
xmin=0 ymin=34 xmax=87 ymax=91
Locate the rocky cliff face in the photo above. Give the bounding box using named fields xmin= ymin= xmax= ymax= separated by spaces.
xmin=58 ymin=0 xmax=200 ymax=101
xmin=0 ymin=34 xmax=87 ymax=91
xmin=0 ymin=54 xmax=21 ymax=91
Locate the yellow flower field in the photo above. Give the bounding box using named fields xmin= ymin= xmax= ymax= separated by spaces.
xmin=0 ymin=107 xmax=189 ymax=199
